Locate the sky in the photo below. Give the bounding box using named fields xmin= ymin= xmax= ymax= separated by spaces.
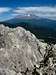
xmin=0 ymin=0 xmax=56 ymax=21
xmin=0 ymin=0 xmax=56 ymax=7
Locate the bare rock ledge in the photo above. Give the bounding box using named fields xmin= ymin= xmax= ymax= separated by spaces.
xmin=0 ymin=24 xmax=55 ymax=75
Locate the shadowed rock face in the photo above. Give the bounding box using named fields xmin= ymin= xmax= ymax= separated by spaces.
xmin=0 ymin=24 xmax=55 ymax=75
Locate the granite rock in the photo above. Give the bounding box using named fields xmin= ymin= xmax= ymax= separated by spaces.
xmin=0 ymin=24 xmax=55 ymax=75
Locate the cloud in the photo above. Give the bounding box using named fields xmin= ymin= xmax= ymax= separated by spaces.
xmin=13 ymin=6 xmax=56 ymax=20
xmin=0 ymin=7 xmax=11 ymax=13
xmin=0 ymin=7 xmax=13 ymax=21
xmin=1 ymin=6 xmax=56 ymax=21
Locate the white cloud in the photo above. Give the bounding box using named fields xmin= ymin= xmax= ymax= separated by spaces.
xmin=1 ymin=6 xmax=56 ymax=21
xmin=13 ymin=6 xmax=56 ymax=20
xmin=0 ymin=7 xmax=11 ymax=13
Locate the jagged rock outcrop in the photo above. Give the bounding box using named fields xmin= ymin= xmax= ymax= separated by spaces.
xmin=0 ymin=24 xmax=56 ymax=75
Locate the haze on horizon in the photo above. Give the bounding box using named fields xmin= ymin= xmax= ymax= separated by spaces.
xmin=0 ymin=0 xmax=56 ymax=21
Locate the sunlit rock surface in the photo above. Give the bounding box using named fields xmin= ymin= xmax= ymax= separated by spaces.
xmin=0 ymin=24 xmax=56 ymax=75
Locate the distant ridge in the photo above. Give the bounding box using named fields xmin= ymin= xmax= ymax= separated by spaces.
xmin=0 ymin=18 xmax=56 ymax=44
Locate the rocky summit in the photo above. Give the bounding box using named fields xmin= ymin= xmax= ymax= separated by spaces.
xmin=0 ymin=24 xmax=56 ymax=75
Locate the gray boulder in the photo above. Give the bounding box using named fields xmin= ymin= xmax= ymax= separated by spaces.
xmin=0 ymin=24 xmax=47 ymax=75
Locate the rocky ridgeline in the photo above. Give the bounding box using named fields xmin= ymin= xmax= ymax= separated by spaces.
xmin=0 ymin=24 xmax=56 ymax=75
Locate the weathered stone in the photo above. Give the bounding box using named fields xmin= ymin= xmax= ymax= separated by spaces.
xmin=0 ymin=24 xmax=54 ymax=75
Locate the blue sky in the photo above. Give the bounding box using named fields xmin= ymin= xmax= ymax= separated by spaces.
xmin=0 ymin=0 xmax=56 ymax=7
xmin=0 ymin=0 xmax=56 ymax=21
